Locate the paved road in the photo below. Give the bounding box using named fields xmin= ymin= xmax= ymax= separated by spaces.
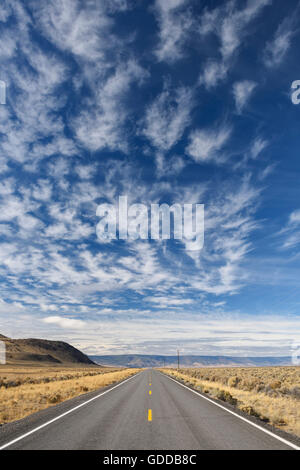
xmin=0 ymin=369 xmax=298 ymax=450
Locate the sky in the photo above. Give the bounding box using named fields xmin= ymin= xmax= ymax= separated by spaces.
xmin=0 ymin=0 xmax=300 ymax=357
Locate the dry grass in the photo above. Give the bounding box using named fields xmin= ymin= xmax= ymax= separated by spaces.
xmin=160 ymin=367 xmax=300 ymax=437
xmin=0 ymin=365 xmax=139 ymax=424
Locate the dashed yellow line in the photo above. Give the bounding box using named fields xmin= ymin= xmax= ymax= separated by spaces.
xmin=148 ymin=409 xmax=152 ymax=421
xmin=149 ymin=390 xmax=152 ymax=395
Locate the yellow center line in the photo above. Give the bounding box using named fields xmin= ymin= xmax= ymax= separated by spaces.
xmin=148 ymin=409 xmax=152 ymax=422
xmin=149 ymin=390 xmax=152 ymax=395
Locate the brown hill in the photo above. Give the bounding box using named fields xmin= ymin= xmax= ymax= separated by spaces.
xmin=0 ymin=334 xmax=95 ymax=366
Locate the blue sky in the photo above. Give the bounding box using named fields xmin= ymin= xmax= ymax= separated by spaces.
xmin=0 ymin=0 xmax=300 ymax=356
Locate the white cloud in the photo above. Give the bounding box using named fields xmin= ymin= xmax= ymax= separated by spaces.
xmin=199 ymin=0 xmax=271 ymax=88
xmin=3 ymin=310 xmax=300 ymax=356
xmin=0 ymin=194 xmax=38 ymax=223
xmin=103 ymin=0 xmax=133 ymax=13
xmin=73 ymin=61 xmax=148 ymax=152
xmin=186 ymin=125 xmax=231 ymax=163
xmin=275 ymin=209 xmax=300 ymax=250
xmin=250 ymin=137 xmax=269 ymax=159
xmin=0 ymin=0 xmax=144 ymax=168
xmin=233 ymin=80 xmax=257 ymax=113
xmin=32 ymin=180 xmax=52 ymax=202
xmin=48 ymin=158 xmax=70 ymax=180
xmin=0 ymin=2 xmax=12 ymax=23
xmin=44 ymin=223 xmax=68 ymax=238
xmin=289 ymin=210 xmax=300 ymax=225
xmin=0 ymin=29 xmax=17 ymax=59
xmin=42 ymin=315 xmax=86 ymax=329
xmin=155 ymin=154 xmax=186 ymax=177
xmin=0 ymin=4 xmax=74 ymax=168
xmin=258 ymin=163 xmax=276 ymax=181
xmin=199 ymin=61 xmax=228 ymax=89
xmin=75 ymin=164 xmax=97 ymax=180
xmin=30 ymin=0 xmax=113 ymax=62
xmin=153 ymin=0 xmax=193 ymax=63
xmin=189 ymin=179 xmax=261 ymax=294
xmin=142 ymin=85 xmax=193 ymax=152
xmin=0 ymin=151 xmax=261 ymax=316
xmin=219 ymin=0 xmax=271 ymax=60
xmin=264 ymin=12 xmax=298 ymax=68
xmin=0 ymin=178 xmax=16 ymax=195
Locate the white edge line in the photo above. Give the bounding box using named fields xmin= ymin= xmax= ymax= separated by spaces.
xmin=160 ymin=372 xmax=300 ymax=451
xmin=0 ymin=371 xmax=141 ymax=450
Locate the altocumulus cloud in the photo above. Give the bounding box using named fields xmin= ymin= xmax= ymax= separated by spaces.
xmin=42 ymin=316 xmax=86 ymax=330
xmin=0 ymin=0 xmax=299 ymax=356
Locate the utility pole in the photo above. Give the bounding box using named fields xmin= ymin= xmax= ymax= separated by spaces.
xmin=177 ymin=349 xmax=180 ymax=370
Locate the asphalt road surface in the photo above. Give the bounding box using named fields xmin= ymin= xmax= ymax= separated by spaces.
xmin=0 ymin=369 xmax=298 ymax=450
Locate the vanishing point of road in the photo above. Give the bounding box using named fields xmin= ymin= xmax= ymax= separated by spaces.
xmin=0 ymin=369 xmax=298 ymax=450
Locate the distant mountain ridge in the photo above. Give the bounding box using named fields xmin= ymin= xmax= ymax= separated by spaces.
xmin=0 ymin=334 xmax=96 ymax=365
xmin=90 ymin=354 xmax=292 ymax=368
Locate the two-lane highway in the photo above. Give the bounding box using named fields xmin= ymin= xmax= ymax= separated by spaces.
xmin=0 ymin=369 xmax=298 ymax=450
